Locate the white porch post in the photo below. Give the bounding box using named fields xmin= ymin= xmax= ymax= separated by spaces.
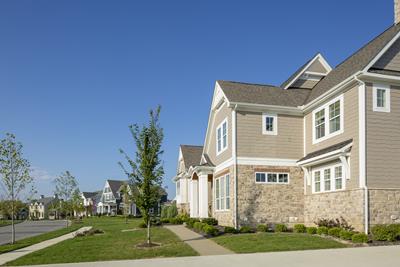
xmin=189 ymin=179 xmax=199 ymax=218
xmin=198 ymin=173 xmax=209 ymax=218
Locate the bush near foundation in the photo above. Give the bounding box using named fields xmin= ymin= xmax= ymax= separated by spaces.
xmin=293 ymin=224 xmax=307 ymax=233
xmin=317 ymin=226 xmax=329 ymax=235
xmin=352 ymin=233 xmax=369 ymax=243
xmin=275 ymin=224 xmax=288 ymax=233
xmin=224 ymin=226 xmax=238 ymax=234
xmin=339 ymin=229 xmax=354 ymax=240
xmin=256 ymin=224 xmax=268 ymax=232
xmin=169 ymin=217 xmax=184 ymax=225
xmin=186 ymin=218 xmax=200 ymax=228
xmin=306 ymin=227 xmax=317 ymax=235
xmin=201 ymin=218 xmax=218 ymax=226
xmin=239 ymin=226 xmax=253 ymax=233
xmin=371 ymin=225 xmax=400 ymax=242
xmin=202 ymin=224 xmax=219 ymax=236
xmin=328 ymin=227 xmax=341 ymax=238
xmin=193 ymin=222 xmax=204 ymax=232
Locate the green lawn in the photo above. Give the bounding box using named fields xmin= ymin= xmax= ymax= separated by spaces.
xmin=0 ymin=220 xmax=22 ymax=227
xmin=212 ymin=232 xmax=347 ymax=253
xmin=6 ymin=217 xmax=197 ymax=266
xmin=0 ymin=223 xmax=82 ymax=254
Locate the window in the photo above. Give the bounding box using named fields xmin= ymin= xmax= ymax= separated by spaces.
xmin=312 ymin=163 xmax=345 ymax=193
xmin=176 ymin=181 xmax=180 ymax=195
xmin=215 ymin=174 xmax=230 ymax=211
xmin=216 ymin=119 xmax=228 ymax=154
xmin=312 ymin=95 xmax=344 ymax=143
xmin=255 ymin=172 xmax=289 ymax=184
xmin=262 ymin=113 xmax=278 ymax=135
xmin=373 ymin=84 xmax=390 ymax=112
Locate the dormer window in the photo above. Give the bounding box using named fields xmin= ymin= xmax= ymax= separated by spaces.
xmin=312 ymin=95 xmax=344 ymax=144
xmin=373 ymin=83 xmax=390 ymax=112
xmin=216 ymin=119 xmax=228 ymax=155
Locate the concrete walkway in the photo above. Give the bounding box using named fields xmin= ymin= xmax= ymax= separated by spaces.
xmin=19 ymin=245 xmax=400 ymax=267
xmin=0 ymin=226 xmax=92 ymax=266
xmin=164 ymin=225 xmax=233 ymax=256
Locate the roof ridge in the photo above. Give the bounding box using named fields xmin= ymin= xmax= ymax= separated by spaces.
xmin=180 ymin=144 xmax=203 ymax=147
xmin=218 ymin=80 xmax=280 ymax=88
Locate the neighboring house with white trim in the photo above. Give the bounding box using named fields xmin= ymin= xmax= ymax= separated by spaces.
xmin=173 ymin=1 xmax=400 ymax=233
xmin=29 ymin=195 xmax=61 ymax=220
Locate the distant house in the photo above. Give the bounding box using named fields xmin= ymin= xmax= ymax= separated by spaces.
xmin=80 ymin=191 xmax=102 ymax=217
xmin=29 ymin=195 xmax=60 ymax=220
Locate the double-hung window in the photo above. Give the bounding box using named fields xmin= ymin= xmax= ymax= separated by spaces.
xmin=255 ymin=172 xmax=289 ymax=184
xmin=215 ymin=174 xmax=230 ymax=211
xmin=312 ymin=164 xmax=344 ymax=193
xmin=216 ymin=119 xmax=228 ymax=154
xmin=313 ymin=95 xmax=343 ymax=143
xmin=373 ymin=83 xmax=390 ymax=112
xmin=262 ymin=113 xmax=278 ymax=135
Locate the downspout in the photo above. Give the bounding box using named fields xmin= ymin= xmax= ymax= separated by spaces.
xmin=355 ymin=75 xmax=369 ymax=234
xmin=232 ymin=104 xmax=238 ymax=229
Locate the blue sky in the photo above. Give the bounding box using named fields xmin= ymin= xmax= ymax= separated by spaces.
xmin=0 ymin=0 xmax=394 ymax=199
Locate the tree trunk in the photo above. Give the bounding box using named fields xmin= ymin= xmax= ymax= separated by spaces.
xmin=147 ymin=217 xmax=151 ymax=245
xmin=11 ymin=203 xmax=15 ymax=244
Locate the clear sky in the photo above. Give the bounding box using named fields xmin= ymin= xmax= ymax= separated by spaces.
xmin=0 ymin=0 xmax=394 ymax=199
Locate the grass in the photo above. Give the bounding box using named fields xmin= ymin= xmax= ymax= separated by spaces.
xmin=0 ymin=223 xmax=82 ymax=254
xmin=6 ymin=217 xmax=197 ymax=266
xmin=212 ymin=232 xmax=348 ymax=253
xmin=0 ymin=220 xmax=23 ymax=227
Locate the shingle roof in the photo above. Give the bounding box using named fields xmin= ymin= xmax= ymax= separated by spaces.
xmin=82 ymin=192 xmax=98 ymax=199
xmin=107 ymin=180 xmax=127 ymax=195
xmin=218 ymin=80 xmax=310 ymax=107
xmin=280 ymin=54 xmax=317 ymax=89
xmin=298 ymin=139 xmax=353 ymax=163
xmin=32 ymin=196 xmax=58 ymax=207
xmin=307 ymin=24 xmax=400 ymax=103
xmin=180 ymin=145 xmax=203 ymax=169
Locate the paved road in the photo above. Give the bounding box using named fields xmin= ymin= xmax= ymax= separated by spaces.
xmin=25 ymin=245 xmax=400 ymax=267
xmin=0 ymin=220 xmax=68 ymax=245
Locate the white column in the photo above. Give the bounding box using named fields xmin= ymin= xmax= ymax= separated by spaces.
xmin=189 ymin=179 xmax=199 ymax=217
xmin=198 ymin=174 xmax=209 ymax=218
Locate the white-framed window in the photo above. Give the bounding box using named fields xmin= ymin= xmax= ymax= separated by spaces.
xmin=255 ymin=172 xmax=289 ymax=184
xmin=312 ymin=94 xmax=344 ymax=144
xmin=215 ymin=174 xmax=230 ymax=211
xmin=312 ymin=163 xmax=344 ymax=193
xmin=262 ymin=113 xmax=278 ymax=135
xmin=373 ymin=83 xmax=390 ymax=112
xmin=216 ymin=118 xmax=228 ymax=155
xmin=176 ymin=180 xmax=180 ymax=196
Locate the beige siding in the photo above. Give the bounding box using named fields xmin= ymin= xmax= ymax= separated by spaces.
xmin=366 ymin=83 xmax=400 ymax=188
xmin=373 ymin=38 xmax=400 ymax=71
xmin=304 ymin=85 xmax=359 ymax=190
xmin=236 ymin=112 xmax=303 ymax=159
xmin=307 ymin=59 xmax=327 ymax=73
xmin=207 ymin=102 xmax=232 ymax=166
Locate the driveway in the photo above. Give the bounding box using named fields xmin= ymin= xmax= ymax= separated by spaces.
xmin=0 ymin=220 xmax=68 ymax=245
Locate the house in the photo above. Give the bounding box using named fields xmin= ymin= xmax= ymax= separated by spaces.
xmin=29 ymin=195 xmax=61 ymax=220
xmin=80 ymin=191 xmax=102 ymax=216
xmin=97 ymin=180 xmax=129 ymax=215
xmin=173 ymin=1 xmax=400 ymax=233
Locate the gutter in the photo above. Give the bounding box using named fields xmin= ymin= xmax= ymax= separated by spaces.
xmin=232 ymin=104 xmax=239 ymax=229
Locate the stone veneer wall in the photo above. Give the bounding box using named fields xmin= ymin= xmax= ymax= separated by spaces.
xmin=212 ymin=165 xmax=235 ymax=227
xmin=369 ymin=189 xmax=400 ymax=225
xmin=304 ymin=189 xmax=365 ymax=232
xmin=177 ymin=203 xmax=189 ymax=215
xmin=236 ymin=165 xmax=304 ymax=227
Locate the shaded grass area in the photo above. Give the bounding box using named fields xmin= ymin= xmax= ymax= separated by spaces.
xmin=212 ymin=232 xmax=347 ymax=253
xmin=0 ymin=223 xmax=82 ymax=254
xmin=0 ymin=220 xmax=22 ymax=227
xmin=7 ymin=217 xmax=197 ymax=266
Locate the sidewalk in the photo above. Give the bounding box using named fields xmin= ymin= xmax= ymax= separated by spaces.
xmin=164 ymin=225 xmax=233 ymax=256
xmin=0 ymin=226 xmax=92 ymax=266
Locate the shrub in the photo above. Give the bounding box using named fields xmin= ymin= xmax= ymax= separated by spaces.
xmin=138 ymin=221 xmax=147 ymax=228
xmin=167 ymin=205 xmax=178 ymax=219
xmin=177 ymin=213 xmax=189 ymax=222
xmin=339 ymin=229 xmax=354 ymax=240
xmin=224 ymin=226 xmax=238 ymax=234
xmin=256 ymin=224 xmax=267 ymax=232
xmin=317 ymin=226 xmax=328 ymax=235
xmin=328 ymin=227 xmax=342 ymax=238
xmin=275 ymin=224 xmax=287 ymax=233
xmin=307 ymin=227 xmax=317 ymax=235
xmin=193 ymin=222 xmax=204 ymax=231
xmin=371 ymin=225 xmax=399 ymax=242
xmin=293 ymin=224 xmax=307 ymax=233
xmin=239 ymin=226 xmax=253 ymax=233
xmin=201 ymin=217 xmax=218 ymax=226
xmin=160 ymin=218 xmax=170 ymax=224
xmin=160 ymin=206 xmax=168 ymax=219
xmin=352 ymin=233 xmax=369 ymax=243
xmin=186 ymin=218 xmax=200 ymax=228
xmin=170 ymin=217 xmax=184 ymax=225
xmin=314 ymin=217 xmax=354 ymax=231
xmin=203 ymin=224 xmax=219 ymax=236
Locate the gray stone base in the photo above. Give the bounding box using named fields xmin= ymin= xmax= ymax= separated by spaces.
xmin=369 ymin=189 xmax=400 ymax=226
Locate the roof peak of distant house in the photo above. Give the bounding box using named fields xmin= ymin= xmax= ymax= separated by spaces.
xmin=180 ymin=145 xmax=203 ymax=169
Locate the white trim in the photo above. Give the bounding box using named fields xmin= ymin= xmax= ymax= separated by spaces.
xmin=255 ymin=172 xmax=290 ymax=185
xmin=228 ymin=101 xmax=303 ymax=116
xmin=214 ymin=157 xmax=234 ymax=173
xmin=297 ymin=142 xmax=352 ymax=166
xmin=372 ymin=83 xmax=391 ymax=112
xmin=214 ymin=173 xmax=230 ymax=212
xmin=312 ymin=94 xmax=344 ymax=144
xmin=216 ymin=118 xmax=228 ymax=156
xmin=311 ymin=163 xmax=345 ymax=194
xmin=262 ymin=113 xmax=278 ymax=135
xmin=236 ymin=157 xmax=297 ymax=166
xmin=231 ymin=107 xmax=238 ymax=228
xmin=303 ymin=116 xmax=306 ymax=157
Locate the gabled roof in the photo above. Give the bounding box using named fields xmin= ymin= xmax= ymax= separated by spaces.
xmin=298 ymin=139 xmax=353 ymax=163
xmin=31 ymin=196 xmax=58 ymax=206
xmin=180 ymin=145 xmax=203 ymax=169
xmin=307 ymin=24 xmax=400 ymax=103
xmin=82 ymin=191 xmax=99 ymax=199
xmin=106 ymin=180 xmax=127 ymax=195
xmin=218 ymin=80 xmax=310 ymax=107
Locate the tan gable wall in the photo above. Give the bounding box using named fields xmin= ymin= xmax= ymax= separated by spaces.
xmin=366 ymin=83 xmax=400 ymax=188
xmin=307 ymin=59 xmax=327 ymax=73
xmin=236 ymin=112 xmax=303 ymax=159
xmin=291 ymin=79 xmax=319 ymax=89
xmin=304 ymin=85 xmax=359 ymax=190
xmin=373 ymin=38 xmax=400 ymax=71
xmin=207 ymin=102 xmax=233 ymax=166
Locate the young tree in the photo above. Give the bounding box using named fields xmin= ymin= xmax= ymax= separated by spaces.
xmin=119 ymin=106 xmax=164 ymax=246
xmin=54 ymin=171 xmax=79 ymax=226
xmin=120 ymin=183 xmax=132 ymax=224
xmin=0 ymin=133 xmax=33 ymax=244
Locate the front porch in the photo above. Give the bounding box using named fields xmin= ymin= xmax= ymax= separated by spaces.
xmin=189 ymin=166 xmax=214 ymax=218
